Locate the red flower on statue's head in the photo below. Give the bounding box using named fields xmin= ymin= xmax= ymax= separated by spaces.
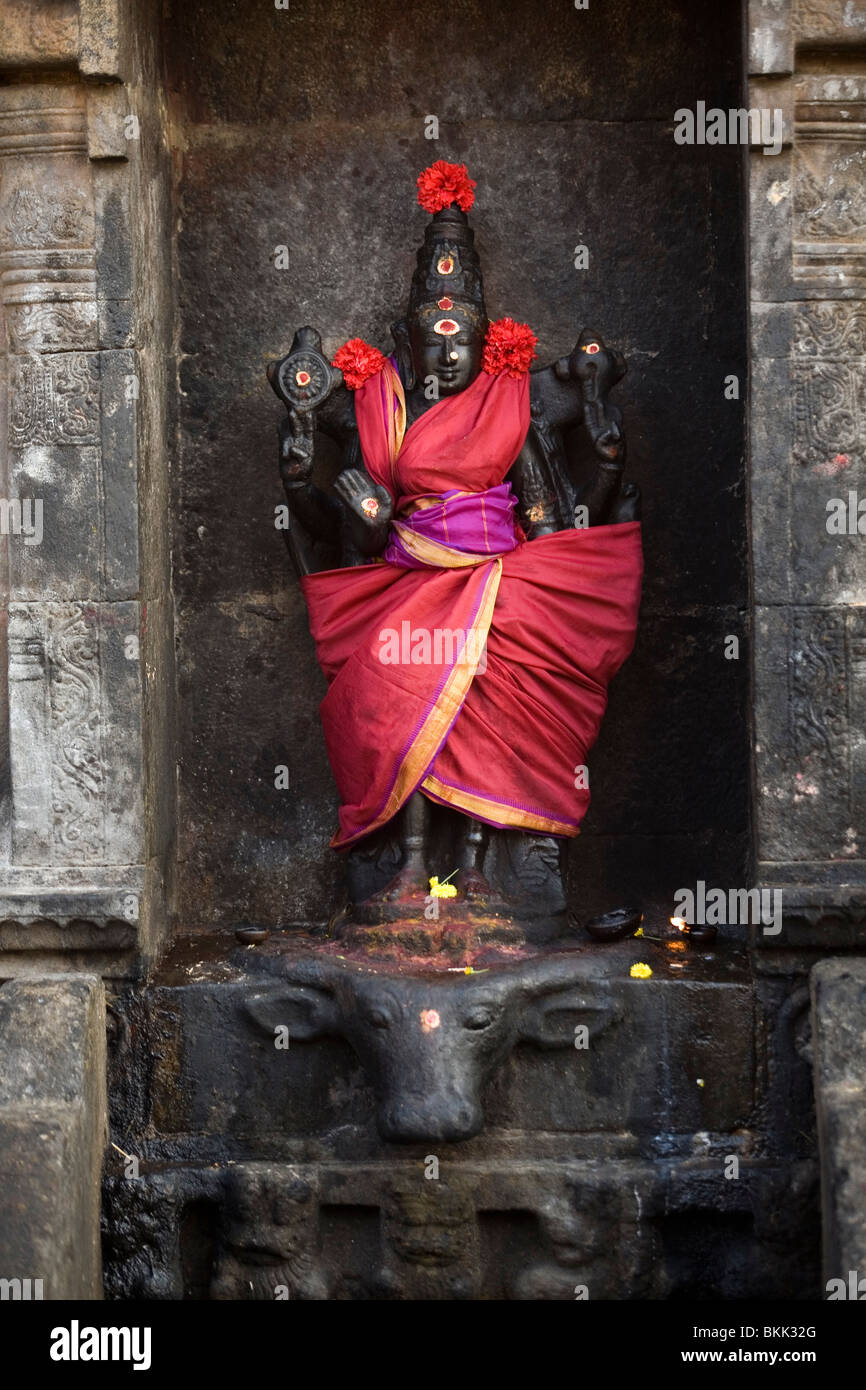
xmin=331 ymin=338 xmax=387 ymax=390
xmin=481 ymin=317 xmax=538 ymax=378
xmin=416 ymin=161 xmax=476 ymax=214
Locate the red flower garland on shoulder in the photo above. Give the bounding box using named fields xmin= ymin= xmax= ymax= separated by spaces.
xmin=481 ymin=317 xmax=538 ymax=378
xmin=416 ymin=161 xmax=476 ymax=214
xmin=331 ymin=338 xmax=387 ymax=391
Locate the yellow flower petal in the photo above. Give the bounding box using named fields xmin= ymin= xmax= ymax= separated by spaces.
xmin=629 ymin=962 xmax=653 ymax=979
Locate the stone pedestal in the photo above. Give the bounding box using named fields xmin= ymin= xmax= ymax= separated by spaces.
xmin=101 ymin=931 xmax=820 ymax=1299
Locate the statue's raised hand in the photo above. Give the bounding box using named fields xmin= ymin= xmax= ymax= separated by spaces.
xmin=333 ymin=467 xmax=393 ymax=557
xmin=278 ymin=407 xmax=315 ymax=487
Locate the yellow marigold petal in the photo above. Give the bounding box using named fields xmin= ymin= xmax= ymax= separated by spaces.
xmin=629 ymin=962 xmax=653 ymax=979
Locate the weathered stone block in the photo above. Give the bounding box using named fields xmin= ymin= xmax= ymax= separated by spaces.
xmin=811 ymin=958 xmax=866 ymax=1285
xmin=750 ymin=356 xmax=792 ymax=604
xmin=0 ymin=1 xmax=79 ymax=69
xmin=99 ymin=350 xmax=139 ymax=599
xmin=749 ymin=147 xmax=795 ymax=303
xmin=7 ymin=602 xmax=143 ymax=868
xmin=86 ymin=86 xmax=129 ymax=160
xmin=793 ymin=0 xmax=866 ymax=45
xmin=755 ymin=604 xmax=855 ymax=863
xmin=115 ymin=939 xmax=755 ymax=1152
xmin=749 ymin=0 xmax=793 ymax=76
xmin=0 ymin=975 xmax=107 ymax=1299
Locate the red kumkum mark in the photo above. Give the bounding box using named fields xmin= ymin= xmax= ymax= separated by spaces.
xmin=295 ymin=369 xmax=312 ymax=386
xmin=433 ymin=318 xmax=459 ymax=336
xmin=812 ymin=452 xmax=851 ymax=478
xmin=420 ymin=1008 xmax=441 ymax=1032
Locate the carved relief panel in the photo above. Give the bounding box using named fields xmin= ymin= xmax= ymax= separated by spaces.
xmin=0 ymin=75 xmax=146 ymax=957
xmin=752 ymin=1 xmax=866 ymax=880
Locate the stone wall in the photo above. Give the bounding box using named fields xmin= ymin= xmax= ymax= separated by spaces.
xmin=164 ymin=0 xmax=749 ymax=929
xmin=0 ymin=0 xmax=176 ymax=977
xmin=749 ymin=0 xmax=866 ymax=960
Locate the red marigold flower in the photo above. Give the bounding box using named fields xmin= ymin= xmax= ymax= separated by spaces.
xmin=331 ymin=338 xmax=387 ymax=390
xmin=481 ymin=317 xmax=538 ymax=377
xmin=416 ymin=161 xmax=476 ymax=214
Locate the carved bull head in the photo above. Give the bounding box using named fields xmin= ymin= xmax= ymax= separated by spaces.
xmin=245 ymin=952 xmax=620 ymax=1144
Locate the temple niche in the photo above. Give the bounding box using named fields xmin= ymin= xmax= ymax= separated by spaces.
xmin=0 ymin=0 xmax=865 ymax=1322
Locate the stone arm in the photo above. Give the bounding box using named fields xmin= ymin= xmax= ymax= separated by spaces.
xmin=530 ymin=359 xmax=588 ymax=431
xmin=508 ymin=421 xmax=639 ymax=536
xmin=330 ymin=432 xmax=393 ymax=561
xmin=278 ymin=410 xmax=395 ymax=570
xmin=507 ymin=429 xmax=561 ymax=539
xmin=278 ymin=409 xmax=341 ymax=538
xmin=270 ymin=327 xmax=395 ymax=571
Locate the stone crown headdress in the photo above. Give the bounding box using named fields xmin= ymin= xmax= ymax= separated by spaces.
xmin=408 ymin=162 xmax=487 ymax=322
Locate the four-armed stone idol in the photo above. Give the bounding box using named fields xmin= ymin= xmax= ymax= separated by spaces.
xmin=269 ymin=162 xmax=643 ymax=948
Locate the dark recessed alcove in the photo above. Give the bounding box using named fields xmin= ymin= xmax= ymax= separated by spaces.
xmin=161 ymin=0 xmax=748 ymax=927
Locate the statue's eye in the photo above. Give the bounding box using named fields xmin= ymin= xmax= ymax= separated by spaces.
xmin=464 ymin=1009 xmax=495 ymax=1031
xmin=368 ymin=1009 xmax=390 ymax=1029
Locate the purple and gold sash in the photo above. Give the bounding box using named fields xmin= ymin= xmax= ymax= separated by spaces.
xmin=385 ymin=484 xmax=519 ymax=570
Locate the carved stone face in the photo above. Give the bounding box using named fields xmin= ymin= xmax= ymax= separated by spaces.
xmin=245 ymin=952 xmax=622 ymax=1144
xmin=408 ymin=301 xmax=486 ymax=396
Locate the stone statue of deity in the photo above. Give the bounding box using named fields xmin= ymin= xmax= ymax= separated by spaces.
xmin=269 ymin=162 xmax=642 ymax=944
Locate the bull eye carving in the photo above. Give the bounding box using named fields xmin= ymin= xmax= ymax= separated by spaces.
xmin=368 ymin=1009 xmax=391 ymax=1029
xmin=464 ymin=1009 xmax=495 ymax=1031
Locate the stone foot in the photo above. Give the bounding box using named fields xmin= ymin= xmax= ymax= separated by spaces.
xmin=455 ymin=866 xmax=493 ymax=906
xmin=352 ymin=863 xmax=430 ymax=924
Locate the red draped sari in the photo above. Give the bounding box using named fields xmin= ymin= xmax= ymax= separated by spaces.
xmin=300 ymin=362 xmax=643 ymax=849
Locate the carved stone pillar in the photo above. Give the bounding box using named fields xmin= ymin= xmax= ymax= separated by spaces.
xmin=0 ymin=1 xmax=174 ymax=976
xmin=749 ymin=0 xmax=866 ymax=955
